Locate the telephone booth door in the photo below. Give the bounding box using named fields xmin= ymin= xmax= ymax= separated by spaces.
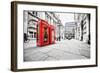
xmin=49 ymin=25 xmax=55 ymax=44
xmin=37 ymin=19 xmax=49 ymax=46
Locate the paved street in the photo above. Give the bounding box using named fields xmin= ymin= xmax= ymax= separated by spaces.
xmin=24 ymin=39 xmax=90 ymax=62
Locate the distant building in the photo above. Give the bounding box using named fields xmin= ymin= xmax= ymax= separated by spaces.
xmin=74 ymin=13 xmax=90 ymax=44
xmin=65 ymin=22 xmax=76 ymax=39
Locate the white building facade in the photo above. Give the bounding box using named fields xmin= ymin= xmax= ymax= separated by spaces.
xmin=74 ymin=13 xmax=90 ymax=44
xmin=23 ymin=11 xmax=62 ymax=42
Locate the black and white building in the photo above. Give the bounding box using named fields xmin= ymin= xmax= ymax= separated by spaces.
xmin=74 ymin=13 xmax=90 ymax=44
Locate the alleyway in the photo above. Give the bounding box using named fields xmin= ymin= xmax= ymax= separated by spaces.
xmin=24 ymin=39 xmax=90 ymax=62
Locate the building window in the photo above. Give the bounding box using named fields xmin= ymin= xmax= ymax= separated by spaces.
xmin=51 ymin=19 xmax=53 ymax=25
xmin=29 ymin=31 xmax=33 ymax=34
xmin=83 ymin=31 xmax=86 ymax=34
xmin=45 ymin=13 xmax=48 ymax=22
xmin=34 ymin=32 xmax=37 ymax=38
xmin=48 ymin=16 xmax=50 ymax=24
xmin=83 ymin=25 xmax=86 ymax=30
xmin=83 ymin=21 xmax=86 ymax=26
xmin=32 ymin=11 xmax=37 ymax=16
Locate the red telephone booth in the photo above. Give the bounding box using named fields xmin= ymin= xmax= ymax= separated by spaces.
xmin=37 ymin=19 xmax=49 ymax=46
xmin=49 ymin=25 xmax=55 ymax=44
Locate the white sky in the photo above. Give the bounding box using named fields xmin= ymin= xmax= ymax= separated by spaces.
xmin=56 ymin=13 xmax=75 ymax=26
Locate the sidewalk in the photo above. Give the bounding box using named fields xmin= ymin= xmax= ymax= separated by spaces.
xmin=24 ymin=39 xmax=90 ymax=62
xmin=24 ymin=39 xmax=37 ymax=49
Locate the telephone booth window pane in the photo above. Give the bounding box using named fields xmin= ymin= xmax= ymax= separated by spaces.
xmin=44 ymin=27 xmax=48 ymax=42
xmin=52 ymin=30 xmax=54 ymax=42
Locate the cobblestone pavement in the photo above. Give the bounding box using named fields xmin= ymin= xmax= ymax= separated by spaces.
xmin=24 ymin=39 xmax=90 ymax=62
